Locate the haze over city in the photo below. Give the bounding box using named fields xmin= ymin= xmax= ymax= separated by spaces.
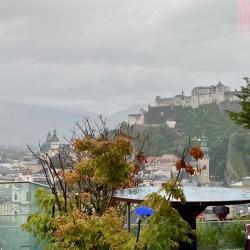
xmin=0 ymin=0 xmax=249 ymax=115
xmin=1 ymin=1 xmax=250 ymax=249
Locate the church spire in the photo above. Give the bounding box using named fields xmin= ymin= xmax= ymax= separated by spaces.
xmin=46 ymin=131 xmax=52 ymax=142
xmin=200 ymin=131 xmax=209 ymax=158
xmin=181 ymin=89 xmax=184 ymax=100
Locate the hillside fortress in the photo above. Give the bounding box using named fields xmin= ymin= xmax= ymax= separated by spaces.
xmin=129 ymin=82 xmax=239 ymax=125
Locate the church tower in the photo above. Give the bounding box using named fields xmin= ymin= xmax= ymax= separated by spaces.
xmin=50 ymin=129 xmax=60 ymax=152
xmin=198 ymin=132 xmax=210 ymax=186
xmin=52 ymin=129 xmax=59 ymax=142
xmin=46 ymin=131 xmax=52 ymax=143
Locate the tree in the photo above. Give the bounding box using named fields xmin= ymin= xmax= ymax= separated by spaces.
xmin=133 ymin=145 xmax=204 ymax=250
xmin=23 ymin=119 xmax=150 ymax=249
xmin=23 ymin=118 xmax=204 ymax=250
xmin=227 ymin=77 xmax=250 ymax=129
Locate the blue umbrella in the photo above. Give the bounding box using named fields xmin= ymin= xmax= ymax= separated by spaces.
xmin=134 ymin=206 xmax=154 ymax=250
xmin=134 ymin=206 xmax=154 ymax=217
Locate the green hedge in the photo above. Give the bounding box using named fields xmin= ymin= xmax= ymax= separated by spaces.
xmin=197 ymin=221 xmax=246 ymax=250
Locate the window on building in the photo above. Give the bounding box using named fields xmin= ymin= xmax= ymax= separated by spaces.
xmin=26 ymin=191 xmax=29 ymax=202
xmin=14 ymin=194 xmax=17 ymax=201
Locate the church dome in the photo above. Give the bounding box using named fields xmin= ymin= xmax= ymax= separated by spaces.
xmin=51 ymin=129 xmax=59 ymax=142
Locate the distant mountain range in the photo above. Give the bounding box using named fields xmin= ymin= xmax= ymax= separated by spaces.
xmin=0 ymin=101 xmax=147 ymax=145
xmin=0 ymin=101 xmax=95 ymax=145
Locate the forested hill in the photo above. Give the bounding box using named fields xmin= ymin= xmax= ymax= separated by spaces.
xmin=132 ymin=102 xmax=250 ymax=181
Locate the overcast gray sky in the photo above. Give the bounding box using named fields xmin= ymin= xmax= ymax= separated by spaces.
xmin=0 ymin=0 xmax=249 ymax=115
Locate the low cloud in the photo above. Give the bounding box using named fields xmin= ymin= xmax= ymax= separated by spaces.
xmin=0 ymin=0 xmax=249 ymax=114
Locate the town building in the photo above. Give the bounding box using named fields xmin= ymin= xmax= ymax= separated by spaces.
xmin=155 ymin=90 xmax=192 ymax=108
xmin=141 ymin=133 xmax=210 ymax=187
xmin=0 ymin=183 xmax=29 ymax=224
xmin=128 ymin=113 xmax=144 ymax=126
xmin=191 ymin=82 xmax=231 ymax=108
xmin=140 ymin=154 xmax=178 ymax=186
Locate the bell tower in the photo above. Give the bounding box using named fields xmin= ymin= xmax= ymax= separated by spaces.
xmin=198 ymin=132 xmax=210 ymax=186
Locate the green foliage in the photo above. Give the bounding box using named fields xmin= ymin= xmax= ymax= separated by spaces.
xmin=23 ymin=177 xmax=193 ymax=250
xmin=197 ymin=223 xmax=219 ymax=250
xmin=33 ymin=188 xmax=56 ymax=212
xmin=50 ymin=208 xmax=132 ymax=250
xmin=73 ymin=136 xmax=133 ymax=190
xmin=197 ymin=221 xmax=245 ymax=250
xmin=223 ymin=223 xmax=245 ymax=247
xmin=226 ymin=81 xmax=250 ymax=179
xmin=162 ymin=179 xmax=186 ymax=204
xmin=133 ymin=103 xmax=250 ymax=180
xmin=221 ymin=128 xmax=250 ymax=180
xmin=23 ymin=124 xmax=138 ymax=249
xmin=23 ymin=121 xmax=199 ymax=250
xmin=227 ymin=83 xmax=250 ymax=129
xmin=22 ymin=212 xmax=54 ymax=245
xmin=230 ymin=134 xmax=249 ymax=178
xmin=141 ymin=193 xmax=192 ymax=250
xmin=24 ymin=179 xmax=193 ymax=250
xmin=23 ymin=175 xmax=134 ymax=250
xmin=22 ymin=189 xmax=56 ymax=245
xmin=123 ymin=192 xmax=193 ymax=250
